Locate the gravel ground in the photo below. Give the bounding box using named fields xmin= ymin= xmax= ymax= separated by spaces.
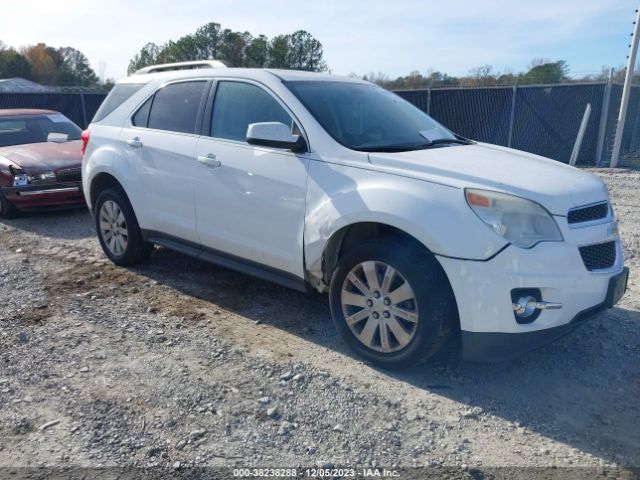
xmin=0 ymin=168 xmax=639 ymax=479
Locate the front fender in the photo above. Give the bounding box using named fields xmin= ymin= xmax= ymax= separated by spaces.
xmin=303 ymin=159 xmax=507 ymax=288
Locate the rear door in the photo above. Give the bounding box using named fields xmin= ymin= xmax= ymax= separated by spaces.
xmin=121 ymin=80 xmax=209 ymax=242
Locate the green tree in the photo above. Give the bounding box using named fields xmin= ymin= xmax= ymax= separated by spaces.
xmin=523 ymin=60 xmax=569 ymax=84
xmin=127 ymin=22 xmax=328 ymax=73
xmin=218 ymin=29 xmax=250 ymax=67
xmin=286 ymin=30 xmax=327 ymax=71
xmin=56 ymin=47 xmax=99 ymax=86
xmin=166 ymin=35 xmax=200 ymax=62
xmin=194 ymin=22 xmax=222 ymax=59
xmin=0 ymin=43 xmax=32 ymax=79
xmin=268 ymin=34 xmax=290 ymax=69
xmin=244 ymin=35 xmax=268 ymax=68
xmin=429 ymin=71 xmax=458 ymax=87
xmin=127 ymin=42 xmax=160 ymax=74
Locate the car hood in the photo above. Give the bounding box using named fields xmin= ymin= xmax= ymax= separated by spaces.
xmin=0 ymin=140 xmax=82 ymax=174
xmin=368 ymin=142 xmax=609 ymax=216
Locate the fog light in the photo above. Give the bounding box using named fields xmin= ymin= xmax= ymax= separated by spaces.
xmin=511 ymin=288 xmax=542 ymax=324
xmin=513 ymin=296 xmax=538 ymax=318
xmin=511 ymin=288 xmax=563 ymax=324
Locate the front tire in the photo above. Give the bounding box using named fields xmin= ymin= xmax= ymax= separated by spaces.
xmin=329 ymin=237 xmax=457 ymax=369
xmin=94 ymin=187 xmax=153 ymax=266
xmin=0 ymin=192 xmax=21 ymax=219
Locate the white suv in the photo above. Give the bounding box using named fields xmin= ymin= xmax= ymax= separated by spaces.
xmin=82 ymin=62 xmax=628 ymax=368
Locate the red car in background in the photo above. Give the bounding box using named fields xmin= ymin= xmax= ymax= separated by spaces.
xmin=0 ymin=109 xmax=85 ymax=218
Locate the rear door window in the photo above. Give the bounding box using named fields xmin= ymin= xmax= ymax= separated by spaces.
xmin=147 ymin=81 xmax=208 ymax=134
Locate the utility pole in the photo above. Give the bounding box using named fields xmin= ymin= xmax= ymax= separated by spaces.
xmin=611 ymin=6 xmax=640 ymax=167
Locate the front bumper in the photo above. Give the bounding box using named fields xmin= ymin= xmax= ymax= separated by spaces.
xmin=461 ymin=266 xmax=628 ymax=361
xmin=1 ymin=182 xmax=84 ymax=210
xmin=437 ymin=214 xmax=628 ymax=361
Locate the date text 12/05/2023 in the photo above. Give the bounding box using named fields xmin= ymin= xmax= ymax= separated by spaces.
xmin=232 ymin=468 xmax=400 ymax=477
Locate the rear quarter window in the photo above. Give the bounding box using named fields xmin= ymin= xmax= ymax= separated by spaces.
xmin=92 ymin=84 xmax=145 ymax=123
xmin=132 ymin=97 xmax=152 ymax=127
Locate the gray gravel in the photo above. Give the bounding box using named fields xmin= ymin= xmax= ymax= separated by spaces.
xmin=0 ymin=168 xmax=639 ymax=478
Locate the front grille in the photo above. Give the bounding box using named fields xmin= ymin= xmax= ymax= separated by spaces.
xmin=56 ymin=168 xmax=81 ymax=183
xmin=568 ymin=202 xmax=609 ymax=224
xmin=579 ymin=241 xmax=616 ymax=271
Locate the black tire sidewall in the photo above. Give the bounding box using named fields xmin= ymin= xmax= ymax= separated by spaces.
xmin=0 ymin=192 xmax=20 ymax=219
xmin=329 ymin=238 xmax=454 ymax=369
xmin=94 ymin=188 xmax=149 ymax=266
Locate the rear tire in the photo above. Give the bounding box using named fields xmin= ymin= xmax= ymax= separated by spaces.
xmin=329 ymin=236 xmax=457 ymax=369
xmin=0 ymin=192 xmax=20 ymax=219
xmin=94 ymin=187 xmax=153 ymax=266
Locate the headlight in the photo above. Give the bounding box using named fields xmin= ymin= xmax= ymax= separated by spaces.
xmin=465 ymin=188 xmax=563 ymax=249
xmin=12 ymin=173 xmax=29 ymax=186
xmin=28 ymin=172 xmax=57 ymax=185
xmin=11 ymin=171 xmax=56 ymax=186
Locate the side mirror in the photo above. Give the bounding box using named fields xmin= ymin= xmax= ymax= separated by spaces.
xmin=246 ymin=122 xmax=306 ymax=152
xmin=47 ymin=133 xmax=69 ymax=143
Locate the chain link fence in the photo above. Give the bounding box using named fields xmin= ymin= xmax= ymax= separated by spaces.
xmin=0 ymin=82 xmax=638 ymax=166
xmin=396 ymin=82 xmax=638 ymax=167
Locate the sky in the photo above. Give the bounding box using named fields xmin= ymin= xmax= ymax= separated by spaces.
xmin=0 ymin=0 xmax=634 ymax=81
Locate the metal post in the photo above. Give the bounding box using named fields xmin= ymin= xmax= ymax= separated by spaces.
xmin=507 ymin=85 xmax=517 ymax=147
xmin=570 ymin=103 xmax=592 ymax=166
xmin=426 ymin=87 xmax=432 ymax=115
xmin=595 ymin=69 xmax=614 ymax=165
xmin=611 ymin=6 xmax=640 ymax=167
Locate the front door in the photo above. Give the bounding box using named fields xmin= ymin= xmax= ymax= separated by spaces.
xmin=194 ymin=80 xmax=309 ymax=278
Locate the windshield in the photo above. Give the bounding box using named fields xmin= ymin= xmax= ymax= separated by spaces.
xmin=0 ymin=114 xmax=82 ymax=148
xmin=285 ymin=81 xmax=460 ymax=152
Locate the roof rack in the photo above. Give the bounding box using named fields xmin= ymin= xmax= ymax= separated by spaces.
xmin=133 ymin=60 xmax=228 ymax=75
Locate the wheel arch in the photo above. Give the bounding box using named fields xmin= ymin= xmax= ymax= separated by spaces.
xmin=320 ymin=222 xmax=424 ymax=286
xmin=316 ymin=221 xmax=459 ymax=329
xmin=89 ymin=172 xmax=125 ymax=212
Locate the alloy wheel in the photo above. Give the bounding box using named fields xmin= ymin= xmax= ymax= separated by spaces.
xmin=341 ymin=260 xmax=419 ymax=353
xmin=99 ymin=200 xmax=129 ymax=256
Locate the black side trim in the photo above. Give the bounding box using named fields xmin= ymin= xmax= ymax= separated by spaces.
xmin=462 ymin=302 xmax=607 ymax=362
xmin=141 ymin=229 xmax=308 ymax=293
xmin=434 ymin=243 xmax=510 ymax=262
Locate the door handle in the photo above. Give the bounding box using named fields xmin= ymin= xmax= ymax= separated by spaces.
xmin=197 ymin=154 xmax=222 ymax=168
xmin=126 ymin=137 xmax=143 ymax=148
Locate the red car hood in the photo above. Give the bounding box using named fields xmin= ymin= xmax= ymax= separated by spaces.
xmin=0 ymin=140 xmax=82 ymax=174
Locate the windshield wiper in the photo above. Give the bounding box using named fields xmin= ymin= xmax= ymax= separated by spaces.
xmin=357 ymin=136 xmax=474 ymax=153
xmin=424 ymin=137 xmax=474 ymax=146
xmin=356 ymin=143 xmax=432 ymax=152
